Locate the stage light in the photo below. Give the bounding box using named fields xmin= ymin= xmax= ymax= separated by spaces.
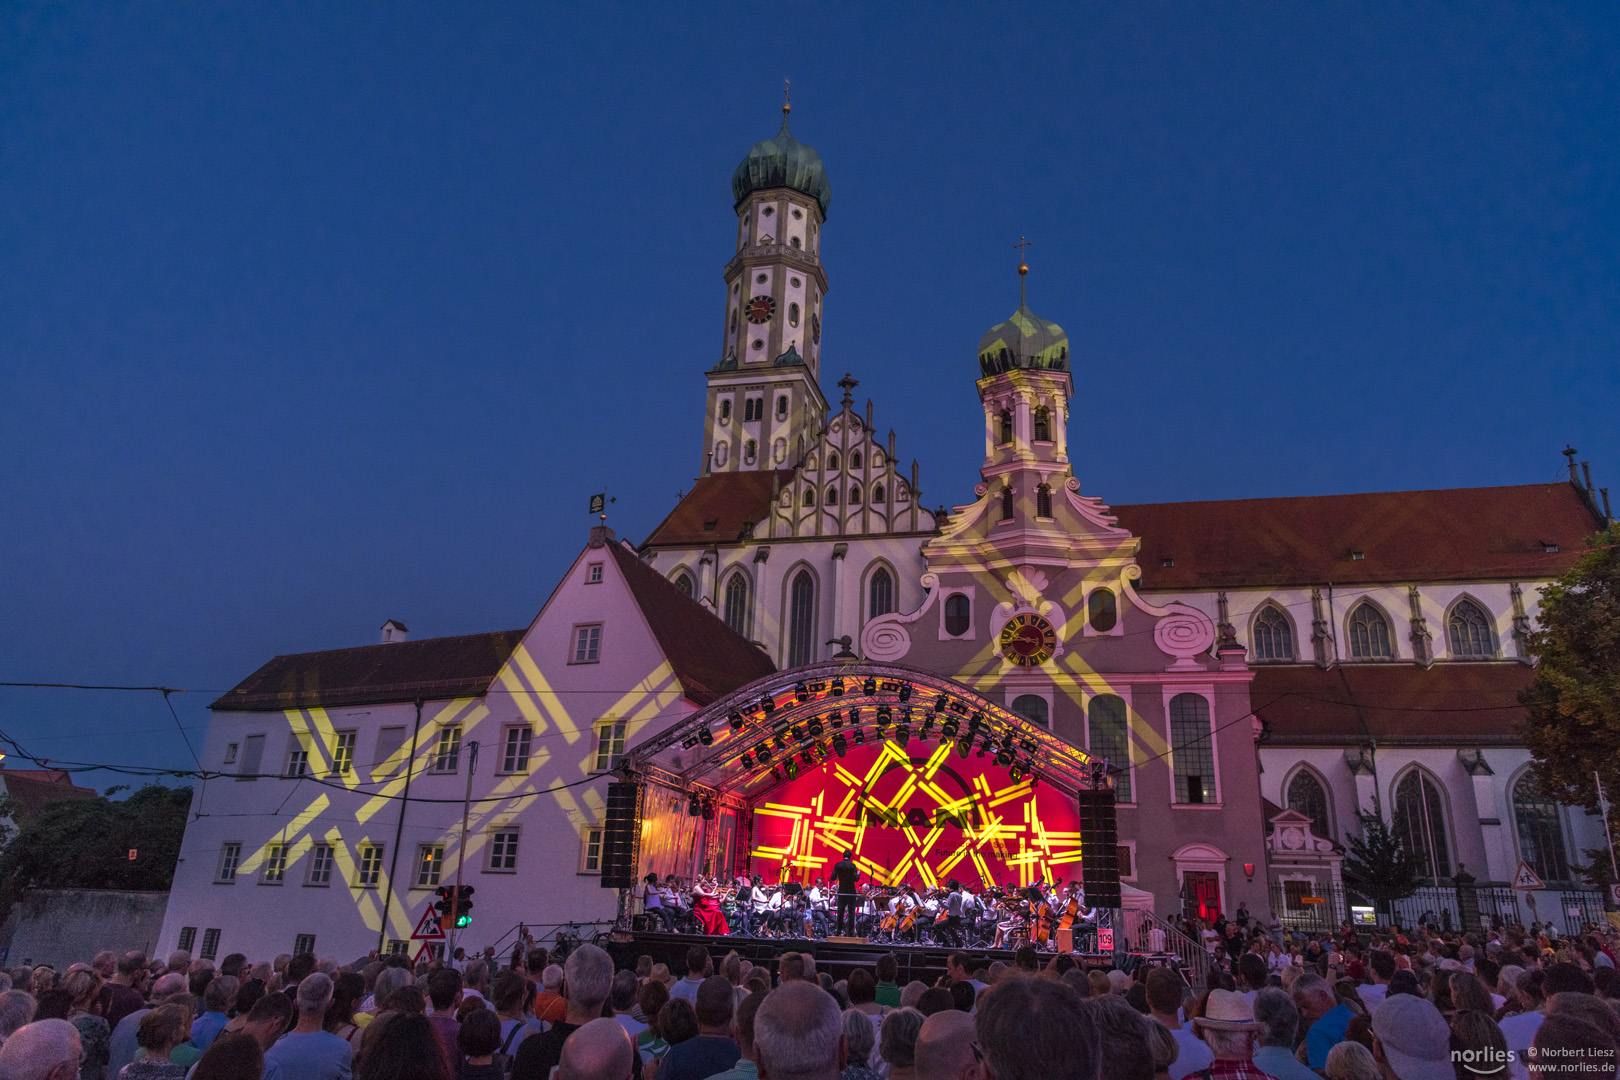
xmin=729 ymin=710 xmax=745 ymax=731
xmin=786 ymin=760 xmax=798 ymax=780
xmin=895 ymin=724 xmax=910 ymax=748
xmin=863 ymin=677 xmax=877 ymax=695
xmin=762 ymin=695 xmax=776 ymax=714
xmin=741 ymin=752 xmax=754 ymax=770
xmin=807 ymin=717 xmax=825 ymax=738
xmin=852 ymin=728 xmax=865 ymax=745
xmin=774 ymin=735 xmax=786 ymax=751
xmin=898 ymin=684 xmax=912 ymax=702
xmin=687 ymin=795 xmax=701 ymax=816
xmin=957 ymin=738 xmax=974 ymax=759
xmin=847 ymin=706 xmax=860 ymax=724
xmin=681 ymin=735 xmax=699 ymax=750
xmin=994 ymin=749 xmax=1013 ymax=767
xmin=756 ymin=742 xmax=771 ymax=762
xmin=899 ymin=705 xmax=913 ymax=723
xmin=698 ymin=726 xmax=713 ymax=746
xmin=1031 ymin=773 xmax=1040 ymax=788
xmin=795 ymin=682 xmax=809 ymax=703
xmin=771 ymin=767 xmax=783 ymax=782
xmin=830 ymin=677 xmax=846 ymax=697
xmin=800 ymin=749 xmax=813 ymax=765
xmin=936 ymin=694 xmax=952 ymax=712
xmin=702 ymin=801 xmax=715 ymax=821
xmin=941 ymin=717 xmax=960 ymax=738
xmin=1008 ymin=763 xmax=1025 ymax=782
xmin=1001 ymin=733 xmax=1016 ymax=750
xmin=969 ymin=712 xmax=984 ymax=735
xmin=920 ymin=717 xmax=935 ymax=739
xmin=832 ymin=733 xmax=847 ymax=757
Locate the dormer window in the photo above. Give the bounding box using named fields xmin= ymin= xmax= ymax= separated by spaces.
xmin=1543 ymin=542 xmax=1559 ymax=553
xmin=1350 ymin=550 xmax=1365 ymax=561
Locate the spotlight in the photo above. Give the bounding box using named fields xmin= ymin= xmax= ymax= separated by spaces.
xmin=771 ymin=767 xmax=783 ymax=782
xmin=936 ymin=694 xmax=952 ymax=712
xmin=994 ymin=749 xmax=1013 ymax=767
xmin=981 ymin=735 xmax=995 ymax=752
xmin=898 ymin=684 xmax=912 ymax=702
xmin=957 ymin=738 xmax=973 ymax=760
xmin=762 ymin=695 xmax=776 ymax=715
xmin=1001 ymin=733 xmax=1016 ymax=750
xmin=687 ymin=795 xmax=701 ymax=816
xmin=830 ymin=677 xmax=846 ymax=697
xmin=786 ymin=760 xmax=798 ymax=780
xmin=1031 ymin=773 xmax=1040 ymax=788
xmin=969 ymin=713 xmax=984 ymax=735
xmin=808 ymin=717 xmax=825 ymax=738
xmin=702 ymin=800 xmax=715 ymax=821
xmin=832 ymin=733 xmax=848 ymax=757
xmin=941 ymin=717 xmax=960 ymax=738
xmin=756 ymin=742 xmax=771 ymax=762
xmin=876 ymin=705 xmax=892 ymax=723
xmin=729 ymin=710 xmax=745 ymax=731
xmin=1009 ymin=763 xmax=1025 ymax=782
xmin=852 ymin=728 xmax=865 ymax=745
xmin=863 ymin=677 xmax=877 ymax=696
xmin=791 ymin=725 xmax=806 ymax=742
xmin=920 ymin=717 xmax=935 ymax=739
xmin=795 ymin=682 xmax=810 ymax=702
xmin=741 ymin=752 xmax=754 ymax=770
xmin=847 ymin=706 xmax=861 ymax=724
xmin=895 ymin=724 xmax=910 ymax=748
xmin=698 ymin=726 xmax=713 ymax=746
xmin=681 ymin=736 xmax=699 ymax=750
xmin=774 ymin=735 xmax=786 ymax=751
xmin=899 ymin=705 xmax=913 ymax=723
xmin=800 ymin=749 xmax=813 ymax=766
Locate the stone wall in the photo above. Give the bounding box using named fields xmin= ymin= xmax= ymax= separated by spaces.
xmin=3 ymin=889 xmax=169 ymax=969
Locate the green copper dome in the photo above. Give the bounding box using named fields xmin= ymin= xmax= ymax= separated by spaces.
xmin=732 ymin=112 xmax=831 ymax=218
xmin=977 ymin=301 xmax=1070 ymax=377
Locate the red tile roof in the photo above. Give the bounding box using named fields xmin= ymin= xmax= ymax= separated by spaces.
xmin=0 ymin=768 xmax=97 ymax=820
xmin=1113 ymin=482 xmax=1603 ymax=590
xmin=642 ymin=471 xmax=798 ymax=547
xmin=1253 ymin=663 xmax=1533 ymax=746
xmin=211 ymin=630 xmax=527 ymax=712
xmin=607 ymin=543 xmax=777 ymax=704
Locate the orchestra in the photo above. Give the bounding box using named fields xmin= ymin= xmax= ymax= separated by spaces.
xmin=632 ymin=870 xmax=1105 ymax=950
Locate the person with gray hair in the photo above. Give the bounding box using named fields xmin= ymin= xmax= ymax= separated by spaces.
xmin=0 ymin=1018 xmax=82 ymax=1080
xmin=511 ymin=944 xmax=616 ymax=1080
xmin=264 ymin=971 xmax=352 ymax=1079
xmin=840 ymin=1009 xmax=878 ymax=1080
xmin=0 ymin=989 xmax=38 ymax=1044
xmin=1087 ymin=996 xmax=1154 ymax=1080
xmin=191 ymin=973 xmax=237 ymax=1052
xmin=1250 ymin=988 xmax=1316 ymax=1080
xmin=558 ymin=1016 xmax=636 ymax=1080
xmin=366 ymin=965 xmax=412 ymax=1015
xmin=1323 ymin=1040 xmax=1379 ymax=1080
xmin=878 ymin=1008 xmax=924 ymax=1080
xmin=754 ymin=983 xmax=845 ymax=1080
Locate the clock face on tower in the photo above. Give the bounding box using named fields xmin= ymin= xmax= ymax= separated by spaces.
xmin=746 ymin=295 xmax=776 ymax=324
xmin=998 ymin=613 xmax=1058 ymax=667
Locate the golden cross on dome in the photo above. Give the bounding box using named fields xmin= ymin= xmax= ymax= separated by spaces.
xmin=783 ymin=78 xmax=792 ymax=116
xmin=1014 ymin=236 xmax=1032 ymax=305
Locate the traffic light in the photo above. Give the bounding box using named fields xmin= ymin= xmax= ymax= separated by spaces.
xmin=433 ymin=886 xmax=455 ymax=926
xmin=454 ymin=885 xmax=474 ymax=927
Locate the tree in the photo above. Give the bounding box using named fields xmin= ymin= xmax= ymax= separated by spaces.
xmin=1342 ymin=813 xmax=1423 ymax=913
xmin=1520 ymin=520 xmax=1620 ymax=860
xmin=0 ymin=784 xmax=191 ymax=915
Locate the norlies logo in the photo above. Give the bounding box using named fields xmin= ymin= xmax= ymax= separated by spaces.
xmin=1453 ymin=1047 xmax=1514 ymax=1075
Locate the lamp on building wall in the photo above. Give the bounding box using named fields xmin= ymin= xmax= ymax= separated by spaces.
xmin=1243 ymin=863 xmax=1255 ymax=882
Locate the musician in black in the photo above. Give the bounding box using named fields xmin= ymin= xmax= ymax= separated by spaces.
xmin=832 ymin=849 xmax=860 ymax=936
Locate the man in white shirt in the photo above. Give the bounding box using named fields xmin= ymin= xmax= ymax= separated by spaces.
xmin=1360 ymin=950 xmax=1395 ymax=1011
xmin=1146 ymin=968 xmax=1212 ymax=1080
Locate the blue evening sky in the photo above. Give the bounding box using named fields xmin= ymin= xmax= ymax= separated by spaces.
xmin=2 ymin=4 xmax=1617 ymax=779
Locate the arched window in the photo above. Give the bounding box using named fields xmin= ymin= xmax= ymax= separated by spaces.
xmin=787 ymin=571 xmax=816 ymax=667
xmin=1033 ymin=405 xmax=1051 ymax=442
xmin=1087 ymin=695 xmax=1130 ymax=800
xmin=872 ymin=484 xmax=886 ymax=504
xmin=1036 ymin=484 xmax=1053 ymax=518
xmin=790 ymin=236 xmax=800 ymax=249
xmin=743 ymin=440 xmax=757 ymax=464
xmin=1012 ymin=695 xmax=1049 ymax=728
xmin=672 ymin=572 xmax=694 ymax=598
xmin=852 ymin=450 xmax=862 ymax=469
xmin=826 ymin=486 xmax=839 ymax=505
xmin=868 ymin=568 xmax=894 ymax=619
xmin=1286 ymin=769 xmax=1332 ymax=842
xmin=776 ymin=395 xmax=788 ymax=420
xmin=1088 ymin=588 xmax=1117 ymax=632
xmin=723 ymin=574 xmax=750 ymax=637
xmin=789 ymin=302 xmax=800 ymax=326
xmin=998 ymin=409 xmax=1013 ymax=445
xmin=944 ymin=594 xmax=970 ymax=637
xmin=828 ymin=452 xmax=840 ymax=471
xmin=729 ymin=311 xmax=737 ymax=334
xmin=1169 ymin=694 xmax=1214 ymax=804
xmin=849 ymin=485 xmax=862 ymax=505
xmin=803 ymin=487 xmax=815 ymax=507
xmin=1000 ymin=487 xmax=1014 ymax=521
xmin=1513 ymin=773 xmax=1570 ymax=884
xmin=719 ymin=400 xmax=732 ymax=421
xmin=1393 ymin=770 xmax=1452 ymax=881
xmin=1253 ymin=605 xmax=1294 ymax=661
xmin=1448 ymin=600 xmax=1494 ymax=659
xmin=1348 ymin=602 xmax=1393 ymax=660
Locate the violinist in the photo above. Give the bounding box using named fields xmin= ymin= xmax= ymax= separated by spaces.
xmin=642 ymin=873 xmax=675 ymax=933
xmin=743 ymin=874 xmax=769 ymax=938
xmin=806 ymin=877 xmax=831 ymax=938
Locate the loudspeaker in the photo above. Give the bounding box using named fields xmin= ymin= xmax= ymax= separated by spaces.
xmin=601 ymin=782 xmax=643 ymax=890
xmin=1077 ymin=788 xmax=1121 ymax=910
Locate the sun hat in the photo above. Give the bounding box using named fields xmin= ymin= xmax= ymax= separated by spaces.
xmin=1191 ymin=989 xmax=1260 ymax=1031
xmin=1371 ymin=993 xmax=1453 ymax=1080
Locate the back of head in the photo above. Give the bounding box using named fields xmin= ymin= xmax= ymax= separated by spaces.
xmin=900 ymin=981 xmax=927 ymax=1008
xmin=916 ymin=1009 xmax=975 ymax=1080
xmin=527 ymin=948 xmax=550 ymax=977
xmin=1323 ymin=1039 xmax=1378 ymax=1080
xmin=285 ymin=952 xmax=317 ymax=985
xmin=0 ymin=1018 xmax=80 ymax=1080
xmin=975 ymin=976 xmax=1099 ymax=1080
xmin=846 ymin=968 xmax=876 ymax=1005
xmin=639 ymin=980 xmax=670 ymax=1029
xmin=1085 ymin=996 xmax=1152 ymax=1080
xmin=138 ymin=1003 xmax=191 ymax=1051
xmin=1449 ymin=972 xmax=1493 ymax=1014
xmin=779 ymin=952 xmax=807 ymax=983
xmin=1543 ymin=962 xmax=1595 ymax=997
xmin=696 ymin=976 xmax=735 ymax=1028
xmin=1251 ymin=987 xmax=1299 ymax=1049
xmin=246 ymin=991 xmax=295 ymax=1029
xmin=609 ymin=970 xmax=639 ymax=1013
xmin=1145 ymin=1020 xmax=1177 ymax=1076
xmin=459 ymin=1008 xmax=502 ymax=1057
xmin=558 ymin=1016 xmax=635 ymax=1080
xmin=1144 ymin=969 xmax=1180 ymax=1016
xmin=297 ymin=971 xmax=334 ymax=1014
xmin=373 ymin=966 xmax=412 ymax=1006
xmin=1531 ymin=1015 xmax=1618 ymax=1076
xmin=0 ymin=990 xmax=37 ymax=1038
xmin=949 ymin=982 xmax=976 ymax=1012
xmin=150 ymin=972 xmax=188 ymax=1002
xmin=915 ymin=988 xmax=953 ymax=1017
xmin=1237 ymin=953 xmax=1267 ymax=992
xmin=735 ymin=992 xmax=767 ymax=1051
xmin=841 ymin=1007 xmax=876 ymax=1063
xmin=204 ymin=974 xmax=238 ymax=1014
xmin=1368 ymin=950 xmax=1396 ymax=982
xmin=1086 ymin=970 xmax=1110 ymax=998
xmin=426 ymin=967 xmax=462 ymax=1011
xmin=1547 ymin=992 xmax=1620 ymax=1046
xmin=686 ymin=945 xmax=711 ymax=978
xmin=755 ymin=983 xmax=843 ymax=1080
xmin=658 ymin=999 xmax=699 ymax=1046
xmin=117 ymin=952 xmax=148 ymax=977
xmin=880 ymin=1007 xmax=926 ymax=1068
xmin=193 ymin=1032 xmax=264 ymax=1080
xmin=543 ymin=964 xmax=565 ymax=992
xmin=358 ymin=1011 xmax=451 ymax=1080
xmin=564 ymin=945 xmax=614 ymax=1014
xmin=219 ymin=953 xmax=248 ymax=979
xmin=876 ymin=954 xmax=898 ymax=984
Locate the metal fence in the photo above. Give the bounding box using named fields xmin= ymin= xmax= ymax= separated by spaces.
xmin=1268 ymin=883 xmax=1608 ymax=937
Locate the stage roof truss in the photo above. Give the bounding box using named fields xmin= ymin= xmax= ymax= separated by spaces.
xmin=621 ymin=662 xmax=1115 ymax=803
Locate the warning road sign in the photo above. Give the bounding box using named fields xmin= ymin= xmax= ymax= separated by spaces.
xmin=1511 ymin=861 xmax=1546 ymax=892
xmin=412 ymin=942 xmax=437 ymax=966
xmin=412 ymin=909 xmax=446 ymax=941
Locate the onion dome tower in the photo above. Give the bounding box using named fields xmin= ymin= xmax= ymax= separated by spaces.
xmin=976 ymin=250 xmax=1073 ymax=496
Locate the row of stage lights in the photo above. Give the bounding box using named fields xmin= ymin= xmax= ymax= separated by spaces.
xmin=680 ymin=677 xmax=1045 ymax=788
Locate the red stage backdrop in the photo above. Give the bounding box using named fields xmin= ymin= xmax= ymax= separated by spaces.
xmin=747 ymin=740 xmax=1085 ymax=889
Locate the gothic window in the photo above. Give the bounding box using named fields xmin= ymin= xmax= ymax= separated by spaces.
xmin=1394 ymin=769 xmax=1452 ymax=881
xmin=944 ymin=594 xmax=970 ymax=637
xmin=787 ymin=571 xmax=816 ymax=667
xmin=723 ymin=574 xmax=750 ymax=637
xmin=790 ymin=236 xmax=800 ymax=248
xmin=673 ymin=572 xmax=694 ymax=598
xmin=1252 ymin=605 xmax=1295 ymax=661
xmin=1033 ymin=406 xmax=1051 ymax=442
xmin=1036 ymin=484 xmax=1053 ymax=518
xmin=1513 ymin=773 xmax=1571 ymax=884
xmin=852 ymin=450 xmax=862 ymax=469
xmin=826 ymin=486 xmax=839 ymax=505
xmin=803 ymin=488 xmax=815 ymax=507
xmin=1013 ymin=695 xmax=1050 ymax=728
xmin=1169 ymin=694 xmax=1214 ymax=804
xmin=828 ymin=452 xmax=840 ymax=470
xmin=744 ymin=398 xmax=763 ymax=422
xmin=789 ymin=302 xmax=800 ymax=326
xmin=1348 ymin=602 xmax=1393 ymax=659
xmin=1088 ymin=695 xmax=1130 ymax=800
xmin=849 ymin=485 xmax=862 ymax=504
xmin=1286 ymin=769 xmax=1332 ymax=842
xmin=868 ymin=568 xmax=894 ymax=619
xmin=1448 ymin=600 xmax=1494 ymax=658
xmin=744 ymin=440 xmax=757 ymax=464
xmin=998 ymin=409 xmax=1013 ymax=445
xmin=872 ymin=484 xmax=885 ymax=504
xmin=1088 ymin=588 xmax=1117 ymax=632
xmin=719 ymin=400 xmax=731 ymax=421
xmin=730 ymin=311 xmax=737 ymax=334
xmin=776 ymin=395 xmax=788 ymax=420
xmin=1000 ymin=487 xmax=1014 ymax=521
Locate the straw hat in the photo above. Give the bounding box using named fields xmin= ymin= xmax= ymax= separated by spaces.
xmin=1191 ymin=989 xmax=1260 ymax=1031
xmin=649 ymin=963 xmax=674 ymax=986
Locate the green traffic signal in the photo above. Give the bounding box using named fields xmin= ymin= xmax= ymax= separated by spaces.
xmin=455 ymin=912 xmax=472 ymax=928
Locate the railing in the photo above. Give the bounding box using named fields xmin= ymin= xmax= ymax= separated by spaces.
xmin=1268 ymin=883 xmax=1608 ymax=937
xmin=1122 ymin=907 xmax=1210 ymax=987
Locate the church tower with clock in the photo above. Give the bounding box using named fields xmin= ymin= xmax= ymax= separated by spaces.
xmin=702 ymin=102 xmax=832 ymax=474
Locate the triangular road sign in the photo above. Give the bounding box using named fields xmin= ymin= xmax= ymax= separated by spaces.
xmin=412 ymin=942 xmax=436 ymax=966
xmin=412 ymin=908 xmax=447 ymax=940
xmin=1511 ymin=861 xmax=1546 ymax=891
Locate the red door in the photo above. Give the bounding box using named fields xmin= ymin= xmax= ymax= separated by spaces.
xmin=1185 ymin=872 xmax=1221 ymax=921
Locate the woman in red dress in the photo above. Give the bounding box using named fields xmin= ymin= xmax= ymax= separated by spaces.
xmin=691 ymin=878 xmax=730 ymax=935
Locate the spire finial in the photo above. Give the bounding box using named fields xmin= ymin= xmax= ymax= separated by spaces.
xmin=1014 ymin=236 xmax=1031 ymax=306
xmin=783 ymin=78 xmax=791 ymax=117
xmin=836 ymin=371 xmax=858 ymax=409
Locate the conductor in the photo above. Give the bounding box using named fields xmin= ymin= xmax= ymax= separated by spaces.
xmin=833 ymin=849 xmax=860 ymax=937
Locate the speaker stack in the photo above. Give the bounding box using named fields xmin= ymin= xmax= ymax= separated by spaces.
xmin=1077 ymin=788 xmax=1121 ymax=910
xmin=601 ymin=782 xmax=643 ymax=890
